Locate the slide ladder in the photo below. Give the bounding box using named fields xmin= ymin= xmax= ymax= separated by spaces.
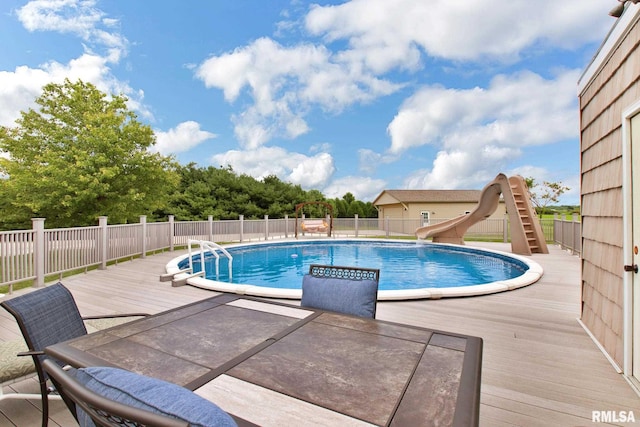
xmin=508 ymin=176 xmax=548 ymax=254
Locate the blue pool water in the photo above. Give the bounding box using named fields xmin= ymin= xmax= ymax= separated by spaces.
xmin=178 ymin=240 xmax=529 ymax=291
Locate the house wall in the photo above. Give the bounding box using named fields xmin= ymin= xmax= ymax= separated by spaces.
xmin=406 ymin=202 xmax=506 ymax=220
xmin=578 ymin=12 xmax=640 ymax=367
xmin=378 ymin=205 xmax=406 ymax=219
xmin=378 ymin=202 xmax=506 ymax=221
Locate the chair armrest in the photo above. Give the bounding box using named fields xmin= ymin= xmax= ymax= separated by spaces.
xmin=17 ymin=350 xmax=45 ymax=357
xmin=82 ymin=313 xmax=149 ymax=320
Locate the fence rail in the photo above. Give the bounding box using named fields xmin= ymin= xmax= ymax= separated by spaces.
xmin=0 ymin=214 xmax=580 ymax=294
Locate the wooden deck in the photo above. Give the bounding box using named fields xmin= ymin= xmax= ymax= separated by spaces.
xmin=1 ymin=242 xmax=638 ymax=426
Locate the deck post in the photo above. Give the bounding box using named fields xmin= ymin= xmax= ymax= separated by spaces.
xmin=239 ymin=215 xmax=244 ymax=242
xmin=98 ymin=216 xmax=108 ymax=270
xmin=285 ymin=215 xmax=289 ymax=239
xmin=503 ymin=214 xmax=508 ymax=243
xmin=385 ymin=217 xmax=390 ymax=238
xmin=32 ymin=218 xmax=45 ymax=288
xmin=355 ymin=214 xmax=359 ymax=237
xmin=573 ymin=213 xmax=580 ymax=255
xmin=169 ymin=215 xmax=175 ymax=252
xmin=140 ymin=215 xmax=147 ymax=258
xmin=264 ymin=215 xmax=269 ymax=240
xmin=208 ymin=215 xmax=213 ymax=242
xmin=556 ymin=213 xmax=563 ymax=250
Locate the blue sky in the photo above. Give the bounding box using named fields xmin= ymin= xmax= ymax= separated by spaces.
xmin=0 ymin=0 xmax=622 ymax=204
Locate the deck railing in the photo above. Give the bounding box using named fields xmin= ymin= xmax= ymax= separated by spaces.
xmin=553 ymin=214 xmax=581 ymax=255
xmin=0 ymin=214 xmax=580 ymax=294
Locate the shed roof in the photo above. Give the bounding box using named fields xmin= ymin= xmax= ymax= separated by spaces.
xmin=373 ymin=189 xmax=482 ymax=205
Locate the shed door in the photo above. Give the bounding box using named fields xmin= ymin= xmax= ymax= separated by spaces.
xmin=632 ymin=112 xmax=640 ymax=381
xmin=421 ymin=211 xmax=430 ymax=226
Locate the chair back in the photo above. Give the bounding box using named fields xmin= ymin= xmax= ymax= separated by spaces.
xmin=42 ymin=359 xmax=188 ymax=427
xmin=1 ymin=283 xmax=87 ymax=360
xmin=301 ymin=264 xmax=380 ymax=318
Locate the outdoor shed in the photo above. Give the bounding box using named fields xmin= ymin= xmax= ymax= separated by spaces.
xmin=578 ymin=2 xmax=640 ymax=390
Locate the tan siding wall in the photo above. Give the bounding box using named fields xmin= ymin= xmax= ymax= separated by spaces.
xmin=579 ymin=15 xmax=640 ymax=368
xmin=409 ymin=202 xmax=484 ymax=219
xmin=382 ymin=202 xmax=506 ymax=220
xmin=378 ymin=205 xmax=405 ymax=219
xmin=375 ymin=193 xmax=403 ymax=205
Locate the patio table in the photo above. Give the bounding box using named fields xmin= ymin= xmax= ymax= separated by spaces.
xmin=45 ymin=293 xmax=483 ymax=427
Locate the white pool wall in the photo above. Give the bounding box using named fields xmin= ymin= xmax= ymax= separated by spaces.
xmin=165 ymin=239 xmax=543 ymax=300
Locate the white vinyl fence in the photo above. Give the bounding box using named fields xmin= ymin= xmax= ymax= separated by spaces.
xmin=0 ymin=214 xmax=577 ymax=294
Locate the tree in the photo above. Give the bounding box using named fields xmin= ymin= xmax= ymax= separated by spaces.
xmin=0 ymin=79 xmax=179 ymax=228
xmin=524 ymin=177 xmax=570 ymax=216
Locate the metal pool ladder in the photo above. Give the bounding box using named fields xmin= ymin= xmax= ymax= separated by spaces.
xmin=160 ymin=240 xmax=233 ymax=286
xmin=190 ymin=239 xmax=233 ymax=282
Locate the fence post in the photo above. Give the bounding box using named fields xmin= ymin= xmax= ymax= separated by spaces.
xmin=140 ymin=215 xmax=147 ymax=258
xmin=503 ymin=214 xmax=508 ymax=243
xmin=559 ymin=214 xmax=565 ymax=249
xmin=285 ymin=215 xmax=289 ymax=239
xmin=239 ymin=215 xmax=244 ymax=242
xmin=169 ymin=215 xmax=175 ymax=252
xmin=355 ymin=214 xmax=359 ymax=237
xmin=208 ymin=215 xmax=214 ymax=242
xmin=264 ymin=215 xmax=269 ymax=240
xmin=385 ymin=217 xmax=390 ymax=238
xmin=573 ymin=213 xmax=580 ymax=255
xmin=32 ymin=218 xmax=45 ymax=288
xmin=99 ymin=216 xmax=108 ymax=270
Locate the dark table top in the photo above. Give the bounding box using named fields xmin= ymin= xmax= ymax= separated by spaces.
xmin=46 ymin=294 xmax=482 ymax=427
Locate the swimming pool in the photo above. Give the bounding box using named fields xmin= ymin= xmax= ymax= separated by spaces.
xmin=165 ymin=239 xmax=543 ymax=300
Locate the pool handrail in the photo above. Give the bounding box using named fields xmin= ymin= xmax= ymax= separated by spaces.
xmin=188 ymin=239 xmax=234 ymax=282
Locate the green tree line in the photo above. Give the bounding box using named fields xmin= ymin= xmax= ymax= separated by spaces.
xmin=0 ymin=79 xmax=377 ymax=230
xmin=158 ymin=163 xmax=377 ymax=222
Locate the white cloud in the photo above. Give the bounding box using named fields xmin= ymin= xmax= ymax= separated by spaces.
xmin=194 ymin=0 xmax=610 ymax=152
xmin=388 ymin=69 xmax=580 ymax=155
xmin=195 ymin=37 xmax=400 ymax=148
xmin=211 ymin=146 xmax=335 ymax=189
xmin=403 ymin=145 xmax=521 ymax=191
xmin=0 ymin=1 xmax=149 ymax=127
xmin=403 ymin=153 xmax=580 ymax=205
xmin=322 ymin=175 xmax=387 ymax=202
xmin=17 ymin=0 xmax=127 ymax=51
xmin=18 ymin=0 xmax=102 ymax=37
xmin=153 ymin=121 xmax=217 ymax=155
xmin=386 ymin=68 xmax=582 ymax=201
xmin=357 ymin=148 xmax=399 ymax=175
xmin=305 ymin=0 xmax=611 ymax=65
xmin=0 ymin=53 xmax=150 ymax=127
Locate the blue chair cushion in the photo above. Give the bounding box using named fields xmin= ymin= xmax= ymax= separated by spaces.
xmin=301 ymin=274 xmax=378 ymax=318
xmin=71 ymin=366 xmax=237 ymax=427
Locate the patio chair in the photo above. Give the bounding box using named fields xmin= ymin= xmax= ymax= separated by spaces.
xmin=42 ymin=359 xmax=238 ymax=427
xmin=0 ymin=283 xmax=148 ymax=427
xmin=301 ymin=264 xmax=380 ymax=318
xmin=41 ymin=359 xmax=187 ymax=427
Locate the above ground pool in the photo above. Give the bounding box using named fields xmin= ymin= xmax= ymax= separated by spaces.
xmin=165 ymin=239 xmax=543 ymax=300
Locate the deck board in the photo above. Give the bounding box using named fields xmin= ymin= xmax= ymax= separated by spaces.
xmin=1 ymin=242 xmax=639 ymax=426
